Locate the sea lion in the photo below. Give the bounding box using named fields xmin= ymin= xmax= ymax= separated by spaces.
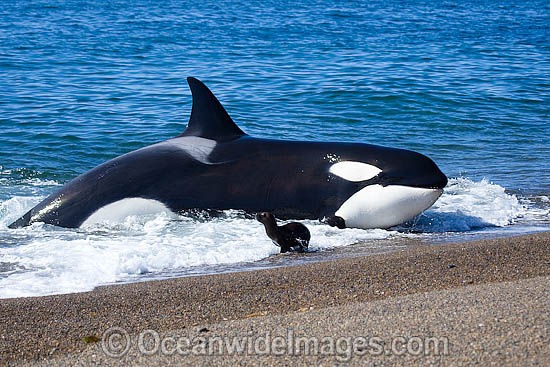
xmin=256 ymin=212 xmax=310 ymax=253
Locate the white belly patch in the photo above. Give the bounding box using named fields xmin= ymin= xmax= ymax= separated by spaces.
xmin=81 ymin=198 xmax=171 ymax=227
xmin=335 ymin=185 xmax=443 ymax=229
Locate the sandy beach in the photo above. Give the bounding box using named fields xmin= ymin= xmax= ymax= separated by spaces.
xmin=2 ymin=231 xmax=549 ymax=366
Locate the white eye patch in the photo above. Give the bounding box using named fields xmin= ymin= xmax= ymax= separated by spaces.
xmin=329 ymin=161 xmax=382 ymax=182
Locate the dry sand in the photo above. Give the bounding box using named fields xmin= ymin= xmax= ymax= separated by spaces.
xmin=1 ymin=231 xmax=549 ymax=366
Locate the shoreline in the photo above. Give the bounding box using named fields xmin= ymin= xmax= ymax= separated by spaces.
xmin=1 ymin=231 xmax=549 ymax=366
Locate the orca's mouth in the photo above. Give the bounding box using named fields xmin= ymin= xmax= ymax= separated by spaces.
xmin=360 ymin=170 xmax=448 ymax=191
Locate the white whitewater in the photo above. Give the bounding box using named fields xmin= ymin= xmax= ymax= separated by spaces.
xmin=0 ymin=177 xmax=547 ymax=298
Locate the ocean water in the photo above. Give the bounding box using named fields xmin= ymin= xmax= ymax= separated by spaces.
xmin=0 ymin=0 xmax=549 ymax=298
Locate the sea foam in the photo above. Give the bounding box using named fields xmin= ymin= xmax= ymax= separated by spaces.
xmin=402 ymin=177 xmax=528 ymax=232
xmin=0 ymin=177 xmax=544 ymax=298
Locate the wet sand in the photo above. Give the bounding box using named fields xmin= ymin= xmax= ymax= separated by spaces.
xmin=2 ymin=231 xmax=549 ymax=366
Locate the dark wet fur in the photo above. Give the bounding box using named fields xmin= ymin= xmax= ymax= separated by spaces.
xmin=256 ymin=212 xmax=310 ymax=253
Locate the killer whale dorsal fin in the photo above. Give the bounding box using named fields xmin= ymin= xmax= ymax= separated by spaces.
xmin=181 ymin=77 xmax=246 ymax=141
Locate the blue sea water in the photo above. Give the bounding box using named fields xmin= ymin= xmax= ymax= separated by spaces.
xmin=0 ymin=0 xmax=549 ymax=298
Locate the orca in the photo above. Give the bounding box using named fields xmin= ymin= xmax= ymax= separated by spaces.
xmin=8 ymin=77 xmax=447 ymax=230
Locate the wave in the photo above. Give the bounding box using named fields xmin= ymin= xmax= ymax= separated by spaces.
xmin=401 ymin=177 xmax=530 ymax=232
xmin=0 ymin=177 xmax=547 ymax=298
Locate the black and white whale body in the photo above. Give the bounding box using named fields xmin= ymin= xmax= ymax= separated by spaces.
xmin=9 ymin=77 xmax=447 ymax=230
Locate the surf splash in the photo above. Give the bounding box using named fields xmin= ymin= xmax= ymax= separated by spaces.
xmin=401 ymin=177 xmax=528 ymax=232
xmin=0 ymin=176 xmax=547 ymax=298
